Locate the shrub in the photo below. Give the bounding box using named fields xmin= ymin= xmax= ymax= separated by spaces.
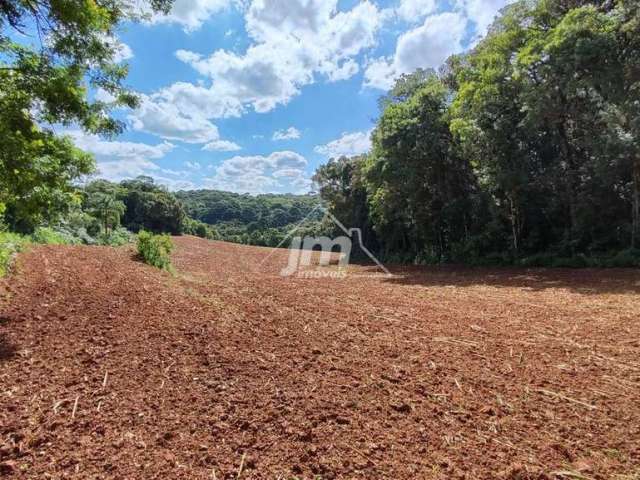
xmin=183 ymin=217 xmax=218 ymax=240
xmin=551 ymin=255 xmax=589 ymax=268
xmin=600 ymin=248 xmax=640 ymax=268
xmin=471 ymin=251 xmax=513 ymax=267
xmin=0 ymin=232 xmax=28 ymax=276
xmin=30 ymin=227 xmax=77 ymax=245
xmin=97 ymin=227 xmax=133 ymax=247
xmin=137 ymin=231 xmax=173 ymax=270
xmin=519 ymin=252 xmax=556 ymax=268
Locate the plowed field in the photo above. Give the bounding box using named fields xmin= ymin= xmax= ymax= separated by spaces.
xmin=1 ymin=237 xmax=639 ymax=479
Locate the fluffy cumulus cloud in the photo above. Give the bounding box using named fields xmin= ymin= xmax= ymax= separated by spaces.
xmin=113 ymin=41 xmax=134 ymax=63
xmin=207 ymin=151 xmax=310 ymax=193
xmin=176 ymin=0 xmax=384 ymax=114
xmin=67 ymin=131 xmax=174 ymax=181
xmin=128 ymin=88 xmax=240 ymax=146
xmin=147 ymin=0 xmax=233 ymax=32
xmin=202 ymin=140 xmax=242 ymax=152
xmin=129 ymin=95 xmax=219 ymax=143
xmin=456 ymin=0 xmax=511 ymax=38
xmin=272 ymin=127 xmax=301 ymax=141
xmin=314 ymin=129 xmax=372 ymax=158
xmin=396 ymin=0 xmax=437 ymax=23
xmin=364 ymin=12 xmax=467 ymax=90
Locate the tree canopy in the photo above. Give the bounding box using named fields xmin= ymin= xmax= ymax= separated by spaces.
xmin=314 ymin=0 xmax=640 ymax=267
xmin=0 ymin=0 xmax=173 ymax=232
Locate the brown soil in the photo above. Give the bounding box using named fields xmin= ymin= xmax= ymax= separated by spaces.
xmin=1 ymin=237 xmax=639 ymax=479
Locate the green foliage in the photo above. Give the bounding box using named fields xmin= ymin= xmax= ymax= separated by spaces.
xmin=0 ymin=117 xmax=95 ymax=232
xmin=1 ymin=0 xmax=173 ymax=233
xmin=84 ymin=182 xmax=126 ymax=235
xmin=313 ymin=156 xmax=378 ymax=259
xmin=0 ymin=231 xmax=28 ymax=276
xmin=30 ymin=227 xmax=77 ymax=245
xmin=176 ymin=189 xmax=323 ymax=246
xmin=365 ymin=75 xmax=477 ymax=262
xmin=313 ymin=0 xmax=640 ymax=268
xmin=120 ymin=177 xmax=185 ymax=234
xmin=97 ymin=227 xmax=133 ymax=247
xmin=597 ymin=249 xmax=640 ymax=268
xmin=183 ymin=218 xmax=218 ymax=240
xmin=1 ymin=0 xmax=173 ymax=135
xmin=136 ymin=231 xmax=173 ymax=270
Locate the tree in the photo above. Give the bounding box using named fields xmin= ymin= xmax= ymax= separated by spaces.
xmin=365 ymin=76 xmax=477 ymax=261
xmin=0 ymin=117 xmax=94 ymax=232
xmin=0 ymin=0 xmax=173 ymax=231
xmin=87 ymin=193 xmax=125 ymax=235
xmin=451 ymin=0 xmax=636 ymax=256
xmin=612 ymin=0 xmax=640 ymax=247
xmin=311 ymin=0 xmax=639 ymax=265
xmin=120 ymin=177 xmax=186 ymax=234
xmin=313 ymin=155 xmax=379 ymax=257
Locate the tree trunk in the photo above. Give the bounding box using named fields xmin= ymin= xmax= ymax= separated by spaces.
xmin=508 ymin=193 xmax=520 ymax=255
xmin=557 ymin=120 xmax=578 ymax=253
xmin=633 ymin=158 xmax=640 ymax=249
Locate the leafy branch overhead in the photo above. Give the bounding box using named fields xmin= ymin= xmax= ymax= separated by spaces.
xmin=0 ymin=0 xmax=174 ymax=232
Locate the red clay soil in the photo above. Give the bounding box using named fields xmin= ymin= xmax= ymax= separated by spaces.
xmin=1 ymin=237 xmax=639 ymax=479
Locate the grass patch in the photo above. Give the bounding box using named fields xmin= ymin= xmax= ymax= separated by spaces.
xmin=0 ymin=232 xmax=29 ymax=277
xmin=30 ymin=227 xmax=79 ymax=245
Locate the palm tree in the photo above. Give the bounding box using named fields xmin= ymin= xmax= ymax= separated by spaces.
xmin=89 ymin=193 xmax=126 ymax=235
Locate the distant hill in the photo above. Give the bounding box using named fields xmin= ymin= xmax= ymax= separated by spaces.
xmin=175 ymin=190 xmax=325 ymax=247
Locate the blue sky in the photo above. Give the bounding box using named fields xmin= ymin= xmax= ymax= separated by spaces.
xmin=69 ymin=0 xmax=509 ymax=194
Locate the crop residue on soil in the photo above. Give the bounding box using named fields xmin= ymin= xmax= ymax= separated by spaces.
xmin=1 ymin=237 xmax=639 ymax=479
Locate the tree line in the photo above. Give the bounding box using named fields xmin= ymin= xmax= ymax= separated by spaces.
xmin=176 ymin=190 xmax=322 ymax=247
xmin=314 ymin=0 xmax=640 ymax=267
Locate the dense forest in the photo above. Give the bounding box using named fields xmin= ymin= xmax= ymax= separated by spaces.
xmin=176 ymin=190 xmax=322 ymax=246
xmin=37 ymin=178 xmax=322 ymax=248
xmin=314 ymin=0 xmax=640 ymax=267
xmin=1 ymin=0 xmax=639 ymax=268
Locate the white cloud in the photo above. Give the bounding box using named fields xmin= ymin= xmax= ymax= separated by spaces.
xmin=129 ymin=95 xmax=219 ymax=143
xmin=455 ymin=0 xmax=511 ymax=38
xmin=128 ymin=90 xmax=240 ymax=146
xmin=272 ymin=127 xmax=301 ymax=141
xmin=100 ymin=35 xmax=134 ymax=63
xmin=113 ymin=42 xmax=134 ymax=63
xmin=325 ymin=58 xmax=359 ymax=82
xmin=155 ymin=80 xmax=243 ymax=119
xmin=176 ymin=0 xmax=384 ymax=114
xmin=202 ymin=140 xmax=242 ymax=152
xmin=185 ymin=161 xmax=202 ymax=170
xmin=94 ymin=88 xmax=116 ymax=103
xmin=396 ymin=0 xmax=437 ymax=23
xmin=67 ymin=131 xmax=174 ymax=181
xmin=207 ymin=150 xmax=309 ymax=193
xmin=148 ymin=0 xmax=233 ymax=32
xmin=364 ymin=12 xmax=467 ymax=91
xmin=314 ymin=129 xmax=372 ymax=158
xmin=151 ymin=176 xmax=199 ymax=191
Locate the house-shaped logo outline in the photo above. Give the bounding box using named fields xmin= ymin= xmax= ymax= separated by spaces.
xmin=260 ymin=204 xmax=392 ymax=277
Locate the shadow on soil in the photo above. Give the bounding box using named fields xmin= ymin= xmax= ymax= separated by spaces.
xmin=353 ymin=263 xmax=640 ymax=295
xmin=0 ymin=317 xmax=16 ymax=362
xmin=0 ymin=334 xmax=16 ymax=362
